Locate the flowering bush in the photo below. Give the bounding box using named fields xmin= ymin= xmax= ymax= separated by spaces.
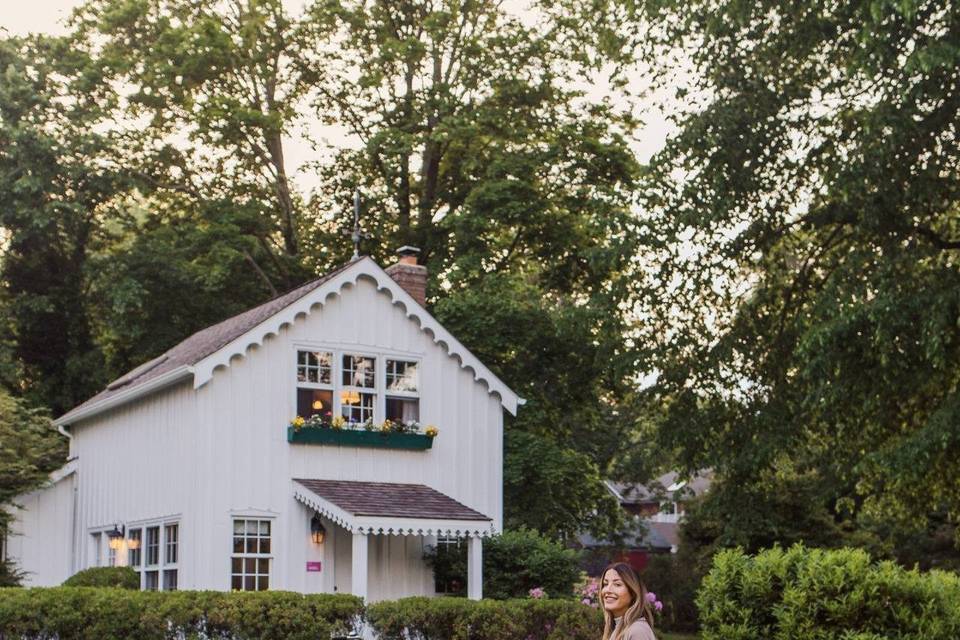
xmin=528 ymin=587 xmax=546 ymax=599
xmin=574 ymin=576 xmax=600 ymax=607
xmin=645 ymin=591 xmax=663 ymax=612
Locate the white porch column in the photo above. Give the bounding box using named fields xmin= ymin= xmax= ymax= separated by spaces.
xmin=467 ymin=536 xmax=483 ymax=600
xmin=351 ymin=532 xmax=369 ymax=602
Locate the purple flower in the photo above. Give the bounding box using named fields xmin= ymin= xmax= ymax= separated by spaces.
xmin=645 ymin=592 xmax=657 ymax=603
xmin=655 ymin=601 xmax=663 ymax=611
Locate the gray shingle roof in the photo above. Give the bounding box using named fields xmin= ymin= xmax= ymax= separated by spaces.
xmin=608 ymin=470 xmax=713 ymax=504
xmin=61 ymin=261 xmax=354 ymax=421
xmin=293 ymin=479 xmax=491 ymax=521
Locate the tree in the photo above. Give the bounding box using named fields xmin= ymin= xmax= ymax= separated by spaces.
xmin=0 ymin=34 xmax=129 ymax=414
xmin=635 ymin=0 xmax=960 ymax=548
xmin=0 ymin=389 xmax=68 ymax=584
xmin=76 ymin=0 xmax=324 ymax=290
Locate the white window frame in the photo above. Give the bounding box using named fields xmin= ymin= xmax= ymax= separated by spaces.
xmin=124 ymin=517 xmax=180 ymax=591
xmin=231 ymin=517 xmax=274 ymax=591
xmin=293 ymin=345 xmax=422 ymax=426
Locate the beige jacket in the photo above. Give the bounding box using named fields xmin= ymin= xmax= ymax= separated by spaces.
xmin=613 ymin=618 xmax=657 ymax=640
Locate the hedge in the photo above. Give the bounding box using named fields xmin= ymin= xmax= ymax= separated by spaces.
xmin=367 ymin=596 xmax=602 ymax=640
xmin=698 ymin=544 xmax=960 ymax=640
xmin=62 ymin=566 xmax=140 ymax=589
xmin=0 ymin=588 xmax=364 ymax=640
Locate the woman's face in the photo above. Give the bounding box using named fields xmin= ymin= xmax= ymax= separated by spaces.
xmin=601 ymin=568 xmax=633 ymax=618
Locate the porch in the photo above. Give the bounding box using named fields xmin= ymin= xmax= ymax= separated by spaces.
xmin=292 ymin=478 xmax=494 ymax=601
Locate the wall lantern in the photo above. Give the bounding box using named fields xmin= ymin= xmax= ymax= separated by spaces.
xmin=310 ymin=514 xmax=326 ymax=545
xmin=107 ymin=524 xmax=125 ymax=550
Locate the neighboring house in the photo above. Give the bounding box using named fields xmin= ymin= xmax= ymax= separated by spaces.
xmin=578 ymin=470 xmax=712 ymax=572
xmin=6 ymin=250 xmax=522 ymax=602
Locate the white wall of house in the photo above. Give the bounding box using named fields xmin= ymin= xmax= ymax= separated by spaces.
xmin=7 ymin=472 xmax=76 ymax=586
xmin=13 ymin=273 xmax=504 ymax=597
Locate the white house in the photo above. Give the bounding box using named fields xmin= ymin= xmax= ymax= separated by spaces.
xmin=7 ymin=250 xmax=521 ymax=602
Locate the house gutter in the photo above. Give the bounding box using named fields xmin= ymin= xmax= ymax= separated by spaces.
xmin=53 ymin=365 xmax=194 ymax=430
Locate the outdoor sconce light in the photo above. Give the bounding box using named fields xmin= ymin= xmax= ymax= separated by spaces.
xmin=310 ymin=514 xmax=326 ymax=544
xmin=107 ymin=524 xmax=125 ymax=550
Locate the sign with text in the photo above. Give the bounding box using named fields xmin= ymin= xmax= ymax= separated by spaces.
xmin=306 ymin=561 xmax=322 ymax=572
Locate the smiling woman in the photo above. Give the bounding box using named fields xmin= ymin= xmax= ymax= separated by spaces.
xmin=600 ymin=562 xmax=657 ymax=640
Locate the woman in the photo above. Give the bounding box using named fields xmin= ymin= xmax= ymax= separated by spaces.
xmin=600 ymin=562 xmax=657 ymax=640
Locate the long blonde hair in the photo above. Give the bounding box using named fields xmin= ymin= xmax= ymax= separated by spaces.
xmin=600 ymin=562 xmax=655 ymax=640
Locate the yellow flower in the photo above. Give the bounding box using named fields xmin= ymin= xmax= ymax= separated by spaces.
xmin=291 ymin=416 xmax=305 ymax=431
xmin=380 ymin=420 xmax=393 ymax=433
xmin=331 ymin=415 xmax=346 ymax=430
xmin=425 ymin=425 xmax=439 ymax=438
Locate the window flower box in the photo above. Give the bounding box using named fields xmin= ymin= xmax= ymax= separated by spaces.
xmin=286 ymin=426 xmax=434 ymax=450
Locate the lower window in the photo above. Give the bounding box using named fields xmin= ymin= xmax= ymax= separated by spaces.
xmin=144 ymin=570 xmax=159 ymax=591
xmin=231 ymin=519 xmax=272 ymax=591
xmin=163 ymin=569 xmax=178 ymax=591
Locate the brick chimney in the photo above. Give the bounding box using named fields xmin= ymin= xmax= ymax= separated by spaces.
xmin=385 ymin=246 xmax=427 ymax=306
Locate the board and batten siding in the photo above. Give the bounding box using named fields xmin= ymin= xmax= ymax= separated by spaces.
xmin=55 ymin=275 xmax=503 ymax=595
xmin=6 ymin=472 xmax=76 ymax=586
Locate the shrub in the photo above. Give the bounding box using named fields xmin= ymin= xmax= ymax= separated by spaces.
xmin=639 ymin=553 xmax=704 ymax=633
xmin=0 ymin=588 xmax=364 ymax=640
xmin=424 ymin=528 xmax=581 ymax=599
xmin=698 ymin=544 xmax=960 ymax=640
xmin=63 ymin=566 xmax=140 ymax=589
xmin=367 ymin=596 xmax=602 ymax=640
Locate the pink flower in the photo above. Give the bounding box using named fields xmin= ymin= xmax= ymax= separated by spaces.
xmin=581 ymin=598 xmax=592 ymax=606
xmin=528 ymin=587 xmax=546 ymax=599
xmin=655 ymin=601 xmax=663 ymax=611
xmin=645 ymin=592 xmax=657 ymax=603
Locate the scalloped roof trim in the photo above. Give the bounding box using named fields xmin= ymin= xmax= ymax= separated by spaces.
xmin=191 ymin=258 xmax=520 ymax=414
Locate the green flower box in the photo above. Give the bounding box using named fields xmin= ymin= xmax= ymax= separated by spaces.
xmin=287 ymin=426 xmax=434 ymax=450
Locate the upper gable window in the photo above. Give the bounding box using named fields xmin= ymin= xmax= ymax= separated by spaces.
xmin=298 ymin=351 xmax=333 ymax=384
xmin=297 ymin=351 xmax=334 ymax=421
xmin=295 ymin=349 xmax=421 ymax=427
xmin=386 ymin=359 xmax=420 ymax=424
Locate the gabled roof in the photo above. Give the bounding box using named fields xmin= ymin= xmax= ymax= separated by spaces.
xmin=56 ymin=257 xmax=522 ymax=426
xmin=606 ymin=470 xmax=713 ymax=505
xmin=293 ymin=479 xmax=495 ymax=538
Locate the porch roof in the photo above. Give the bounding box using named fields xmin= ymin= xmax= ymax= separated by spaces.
xmin=293 ymin=478 xmax=495 ymax=538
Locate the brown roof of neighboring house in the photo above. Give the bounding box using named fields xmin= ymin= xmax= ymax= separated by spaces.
xmin=60 ymin=262 xmax=354 ymax=422
xmin=293 ymin=479 xmax=491 ymax=521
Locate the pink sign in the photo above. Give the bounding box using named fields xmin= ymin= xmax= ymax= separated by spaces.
xmin=306 ymin=561 xmax=322 ymax=572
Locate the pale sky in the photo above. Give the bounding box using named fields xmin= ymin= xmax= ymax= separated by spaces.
xmin=1 ymin=1 xmax=675 ymax=192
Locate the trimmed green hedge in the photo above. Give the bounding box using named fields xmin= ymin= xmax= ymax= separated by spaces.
xmin=0 ymin=588 xmax=364 ymax=640
xmin=63 ymin=566 xmax=140 ymax=589
xmin=698 ymin=544 xmax=960 ymax=640
xmin=367 ymin=596 xmax=601 ymax=640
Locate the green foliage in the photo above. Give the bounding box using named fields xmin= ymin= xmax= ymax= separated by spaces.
xmin=0 ymin=34 xmax=127 ymax=414
xmin=0 ymin=588 xmax=363 ymax=639
xmin=698 ymin=545 xmax=960 ymax=640
xmin=63 ymin=566 xmax=140 ymax=589
xmin=0 ymin=389 xmax=67 ymax=546
xmin=424 ymin=528 xmax=582 ymax=600
xmin=637 ymin=0 xmax=960 ymax=550
xmin=639 ymin=554 xmax=704 ymax=634
xmin=367 ymin=596 xmax=601 ymax=640
xmin=503 ymin=431 xmax=624 ymax=540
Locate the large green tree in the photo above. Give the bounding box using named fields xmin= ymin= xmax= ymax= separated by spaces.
xmin=0 ymin=34 xmax=130 ymax=414
xmin=636 ymin=0 xmax=960 ymax=548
